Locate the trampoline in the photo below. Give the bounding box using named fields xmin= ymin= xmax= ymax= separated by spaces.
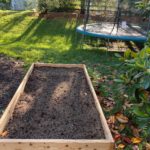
xmin=77 ymin=23 xmax=147 ymax=42
xmin=77 ymin=0 xmax=150 ymax=42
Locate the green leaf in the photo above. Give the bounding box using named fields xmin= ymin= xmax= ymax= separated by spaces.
xmin=133 ymin=72 xmax=144 ymax=80
xmin=114 ymin=79 xmax=124 ymax=83
xmin=115 ymin=53 xmax=122 ymax=58
xmin=133 ymin=106 xmax=149 ymax=118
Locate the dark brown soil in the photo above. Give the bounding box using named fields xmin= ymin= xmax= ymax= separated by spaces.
xmin=0 ymin=54 xmax=24 ymax=117
xmin=6 ymin=66 xmax=105 ymax=139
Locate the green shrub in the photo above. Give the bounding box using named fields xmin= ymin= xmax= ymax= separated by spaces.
xmin=0 ymin=0 xmax=10 ymax=3
xmin=145 ymin=32 xmax=150 ymax=47
xmin=38 ymin=0 xmax=77 ymax=13
xmin=115 ymin=46 xmax=150 ymax=138
xmin=0 ymin=0 xmax=11 ymax=9
xmin=136 ymin=0 xmax=150 ymax=18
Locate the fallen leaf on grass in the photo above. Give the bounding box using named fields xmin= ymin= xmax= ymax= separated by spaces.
xmin=114 ymin=134 xmax=121 ymax=141
xmin=103 ymin=76 xmax=107 ymax=80
xmin=118 ymin=143 xmax=125 ymax=149
xmin=97 ymin=78 xmax=105 ymax=83
xmin=131 ymin=126 xmax=140 ymax=137
xmin=111 ymin=129 xmax=119 ymax=135
xmin=132 ymin=145 xmax=139 ymax=150
xmin=103 ymin=99 xmax=115 ymax=109
xmin=146 ymin=143 xmax=150 ymax=150
xmin=131 ymin=137 xmax=142 ymax=144
xmin=107 ymin=115 xmax=116 ymax=124
xmin=116 ymin=113 xmax=129 ymax=123
xmin=0 ymin=131 xmax=8 ymax=137
xmin=107 ymin=97 xmax=114 ymax=101
xmin=123 ymin=94 xmax=128 ymax=98
xmin=123 ymin=101 xmax=133 ymax=110
xmin=122 ymin=137 xmax=131 ymax=144
xmin=95 ymin=89 xmax=101 ymax=95
xmin=119 ymin=124 xmax=126 ymax=131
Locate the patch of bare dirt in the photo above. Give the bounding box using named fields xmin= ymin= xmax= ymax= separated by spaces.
xmin=0 ymin=54 xmax=24 ymax=117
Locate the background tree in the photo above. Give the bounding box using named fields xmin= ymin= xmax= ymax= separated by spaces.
xmin=80 ymin=0 xmax=85 ymax=14
xmin=136 ymin=0 xmax=150 ymax=17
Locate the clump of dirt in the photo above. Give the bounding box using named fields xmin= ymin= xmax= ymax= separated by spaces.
xmin=6 ymin=66 xmax=105 ymax=139
xmin=0 ymin=54 xmax=24 ymax=117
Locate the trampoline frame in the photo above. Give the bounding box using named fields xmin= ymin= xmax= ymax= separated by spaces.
xmin=76 ymin=24 xmax=147 ymax=42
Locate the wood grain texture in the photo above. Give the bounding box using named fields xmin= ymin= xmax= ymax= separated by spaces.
xmin=35 ymin=63 xmax=84 ymax=68
xmin=0 ymin=139 xmax=114 ymax=150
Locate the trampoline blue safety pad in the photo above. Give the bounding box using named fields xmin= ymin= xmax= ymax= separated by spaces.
xmin=76 ymin=23 xmax=147 ymax=42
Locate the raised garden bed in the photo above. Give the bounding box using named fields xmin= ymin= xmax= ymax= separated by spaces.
xmin=0 ymin=63 xmax=114 ymax=150
xmin=38 ymin=12 xmax=79 ymax=20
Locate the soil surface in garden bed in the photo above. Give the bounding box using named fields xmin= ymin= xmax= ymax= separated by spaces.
xmin=0 ymin=54 xmax=24 ymax=117
xmin=5 ymin=66 xmax=105 ymax=139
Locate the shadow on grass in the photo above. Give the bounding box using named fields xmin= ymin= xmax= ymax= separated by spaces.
xmin=0 ymin=18 xmax=41 ymax=46
xmin=23 ymin=18 xmax=78 ymax=45
xmin=16 ymin=45 xmax=119 ymax=70
xmin=125 ymin=41 xmax=144 ymax=52
xmin=1 ymin=12 xmax=30 ymax=32
xmin=16 ymin=19 xmax=42 ymax=41
xmin=0 ymin=17 xmax=78 ymax=46
xmin=0 ymin=11 xmax=21 ymax=18
xmin=0 ymin=12 xmax=120 ymax=74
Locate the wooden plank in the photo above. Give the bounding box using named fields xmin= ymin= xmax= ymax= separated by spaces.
xmin=0 ymin=64 xmax=34 ymax=134
xmin=83 ymin=65 xmax=114 ymax=143
xmin=35 ymin=63 xmax=84 ymax=68
xmin=0 ymin=139 xmax=114 ymax=150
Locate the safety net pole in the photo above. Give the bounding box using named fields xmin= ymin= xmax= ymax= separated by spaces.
xmin=84 ymin=0 xmax=91 ymax=31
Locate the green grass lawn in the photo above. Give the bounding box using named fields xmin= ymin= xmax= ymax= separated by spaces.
xmin=0 ymin=10 xmax=121 ymax=107
xmin=0 ymin=11 xmax=120 ymax=64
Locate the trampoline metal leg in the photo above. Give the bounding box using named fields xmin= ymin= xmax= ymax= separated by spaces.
xmin=106 ymin=38 xmax=110 ymax=55
xmin=80 ymin=34 xmax=85 ymax=49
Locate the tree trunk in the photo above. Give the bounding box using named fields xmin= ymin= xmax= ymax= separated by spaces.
xmin=80 ymin=0 xmax=85 ymax=14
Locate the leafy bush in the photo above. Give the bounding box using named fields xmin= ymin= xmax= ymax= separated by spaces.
xmin=115 ymin=47 xmax=150 ymax=138
xmin=24 ymin=0 xmax=37 ymax=10
xmin=38 ymin=0 xmax=77 ymax=13
xmin=136 ymin=0 xmax=150 ymax=18
xmin=0 ymin=0 xmax=10 ymax=3
xmin=145 ymin=32 xmax=150 ymax=47
xmin=0 ymin=0 xmax=11 ymax=9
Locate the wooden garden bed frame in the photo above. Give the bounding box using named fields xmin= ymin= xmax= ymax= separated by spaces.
xmin=0 ymin=63 xmax=114 ymax=150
